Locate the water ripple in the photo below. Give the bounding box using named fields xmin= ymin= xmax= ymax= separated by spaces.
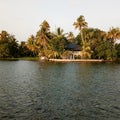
xmin=0 ymin=61 xmax=120 ymax=120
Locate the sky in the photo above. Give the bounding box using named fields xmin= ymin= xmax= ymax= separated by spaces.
xmin=0 ymin=0 xmax=120 ymax=42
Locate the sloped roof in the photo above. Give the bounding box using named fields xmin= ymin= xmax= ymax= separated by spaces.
xmin=66 ymin=43 xmax=81 ymax=51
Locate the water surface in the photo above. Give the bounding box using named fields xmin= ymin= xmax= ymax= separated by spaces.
xmin=0 ymin=61 xmax=120 ymax=120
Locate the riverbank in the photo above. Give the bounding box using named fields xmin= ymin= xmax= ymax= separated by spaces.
xmin=0 ymin=57 xmax=39 ymax=61
xmin=49 ymin=59 xmax=112 ymax=62
xmin=0 ymin=57 xmax=119 ymax=63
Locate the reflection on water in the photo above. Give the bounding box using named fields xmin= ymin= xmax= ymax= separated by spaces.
xmin=0 ymin=61 xmax=120 ymax=120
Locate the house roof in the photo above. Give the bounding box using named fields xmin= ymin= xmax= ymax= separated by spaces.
xmin=66 ymin=43 xmax=81 ymax=51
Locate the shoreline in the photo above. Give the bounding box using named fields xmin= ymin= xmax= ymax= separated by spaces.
xmin=0 ymin=57 xmax=39 ymax=61
xmin=0 ymin=57 xmax=119 ymax=63
xmin=49 ymin=59 xmax=112 ymax=62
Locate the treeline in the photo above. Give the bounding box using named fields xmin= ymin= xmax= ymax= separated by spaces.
xmin=0 ymin=15 xmax=120 ymax=60
xmin=0 ymin=31 xmax=34 ymax=58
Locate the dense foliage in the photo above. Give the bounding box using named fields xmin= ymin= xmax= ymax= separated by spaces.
xmin=0 ymin=15 xmax=120 ymax=60
xmin=0 ymin=31 xmax=18 ymax=58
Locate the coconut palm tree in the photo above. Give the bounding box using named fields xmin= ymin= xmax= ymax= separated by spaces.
xmin=73 ymin=15 xmax=90 ymax=58
xmin=27 ymin=35 xmax=38 ymax=56
xmin=36 ymin=20 xmax=51 ymax=57
xmin=36 ymin=32 xmax=50 ymax=50
xmin=73 ymin=15 xmax=88 ymax=31
xmin=49 ymin=27 xmax=67 ymax=58
xmin=38 ymin=20 xmax=50 ymax=34
xmin=67 ymin=32 xmax=75 ymax=43
xmin=81 ymin=40 xmax=93 ymax=59
xmin=107 ymin=27 xmax=120 ymax=43
xmin=73 ymin=15 xmax=88 ymax=42
xmin=0 ymin=31 xmax=9 ymax=43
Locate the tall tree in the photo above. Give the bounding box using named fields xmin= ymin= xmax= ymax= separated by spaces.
xmin=49 ymin=27 xmax=67 ymax=58
xmin=73 ymin=15 xmax=88 ymax=31
xmin=73 ymin=15 xmax=90 ymax=58
xmin=36 ymin=20 xmax=51 ymax=56
xmin=73 ymin=15 xmax=88 ymax=43
xmin=26 ymin=35 xmax=38 ymax=56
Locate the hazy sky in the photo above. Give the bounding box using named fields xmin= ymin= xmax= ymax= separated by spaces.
xmin=0 ymin=0 xmax=120 ymax=42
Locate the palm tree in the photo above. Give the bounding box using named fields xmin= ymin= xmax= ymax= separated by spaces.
xmin=81 ymin=42 xmax=93 ymax=59
xmin=49 ymin=27 xmax=67 ymax=58
xmin=54 ymin=27 xmax=67 ymax=39
xmin=0 ymin=31 xmax=9 ymax=42
xmin=36 ymin=20 xmax=51 ymax=57
xmin=36 ymin=32 xmax=50 ymax=50
xmin=73 ymin=15 xmax=88 ymax=42
xmin=107 ymin=27 xmax=120 ymax=43
xmin=73 ymin=15 xmax=89 ymax=58
xmin=40 ymin=20 xmax=50 ymax=33
xmin=73 ymin=15 xmax=88 ymax=31
xmin=67 ymin=32 xmax=75 ymax=43
xmin=27 ymin=35 xmax=38 ymax=56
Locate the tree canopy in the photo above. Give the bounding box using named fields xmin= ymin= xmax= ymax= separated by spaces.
xmin=0 ymin=31 xmax=18 ymax=58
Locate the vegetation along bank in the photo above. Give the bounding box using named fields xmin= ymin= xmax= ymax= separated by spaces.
xmin=0 ymin=15 xmax=120 ymax=61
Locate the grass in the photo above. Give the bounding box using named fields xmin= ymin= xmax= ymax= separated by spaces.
xmin=18 ymin=57 xmax=39 ymax=61
xmin=0 ymin=57 xmax=39 ymax=61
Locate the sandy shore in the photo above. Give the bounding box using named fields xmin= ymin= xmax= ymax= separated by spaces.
xmin=49 ymin=59 xmax=105 ymax=62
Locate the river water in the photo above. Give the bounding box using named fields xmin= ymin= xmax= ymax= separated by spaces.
xmin=0 ymin=61 xmax=120 ymax=120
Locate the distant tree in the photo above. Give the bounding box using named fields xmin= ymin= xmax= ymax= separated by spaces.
xmin=86 ymin=28 xmax=106 ymax=59
xmin=19 ymin=41 xmax=27 ymax=57
xmin=95 ymin=40 xmax=117 ymax=60
xmin=0 ymin=31 xmax=8 ymax=42
xmin=67 ymin=32 xmax=75 ymax=43
xmin=73 ymin=15 xmax=91 ymax=58
xmin=73 ymin=15 xmax=88 ymax=31
xmin=73 ymin=15 xmax=88 ymax=43
xmin=49 ymin=27 xmax=68 ymax=58
xmin=19 ymin=41 xmax=35 ymax=57
xmin=107 ymin=27 xmax=120 ymax=43
xmin=0 ymin=43 xmax=10 ymax=58
xmin=36 ymin=20 xmax=51 ymax=57
xmin=74 ymin=34 xmax=82 ymax=45
xmin=8 ymin=35 xmax=19 ymax=57
xmin=115 ymin=43 xmax=120 ymax=58
xmin=0 ymin=30 xmax=18 ymax=58
xmin=26 ymin=35 xmax=38 ymax=56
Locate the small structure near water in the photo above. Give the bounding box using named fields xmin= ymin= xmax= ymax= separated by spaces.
xmin=63 ymin=43 xmax=82 ymax=59
xmin=40 ymin=56 xmax=48 ymax=61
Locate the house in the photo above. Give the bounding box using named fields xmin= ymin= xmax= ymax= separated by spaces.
xmin=63 ymin=43 xmax=82 ymax=59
